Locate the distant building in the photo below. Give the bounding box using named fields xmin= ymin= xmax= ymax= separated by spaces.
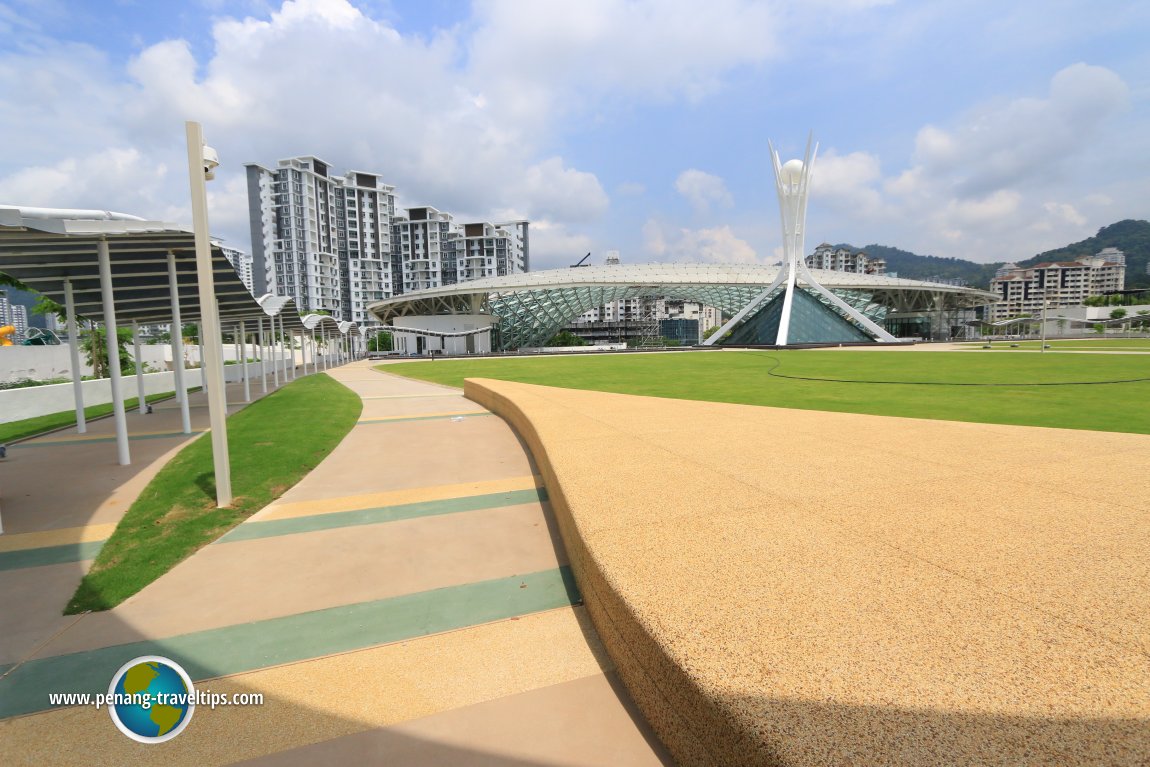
xmin=0 ymin=290 xmax=28 ymax=337
xmin=805 ymin=243 xmax=886 ymax=275
xmin=246 ymin=156 xmax=397 ymax=324
xmin=220 ymin=246 xmax=255 ymax=295
xmin=246 ymin=155 xmax=527 ymax=329
xmin=988 ymin=249 xmax=1125 ymax=320
xmin=570 ymin=252 xmax=722 ymax=343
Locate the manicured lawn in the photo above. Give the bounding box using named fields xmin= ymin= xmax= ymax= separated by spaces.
xmin=961 ymin=338 xmax=1150 ymax=351
xmin=66 ymin=374 xmax=361 ymax=613
xmin=0 ymin=389 xmax=200 ymax=445
xmin=382 ymin=349 xmax=1150 ymax=434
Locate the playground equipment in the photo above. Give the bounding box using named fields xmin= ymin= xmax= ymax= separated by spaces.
xmin=20 ymin=327 xmax=61 ymax=345
xmin=0 ymin=326 xmax=61 ymax=346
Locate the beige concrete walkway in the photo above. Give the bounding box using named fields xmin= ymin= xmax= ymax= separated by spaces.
xmin=1 ymin=363 xmax=669 ymax=766
xmin=468 ymin=378 xmax=1150 ymax=766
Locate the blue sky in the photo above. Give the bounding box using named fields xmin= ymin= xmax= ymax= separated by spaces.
xmin=1 ymin=0 xmax=1147 ymax=270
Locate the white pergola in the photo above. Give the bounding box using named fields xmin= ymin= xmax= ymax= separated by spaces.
xmin=0 ymin=206 xmax=361 ymax=530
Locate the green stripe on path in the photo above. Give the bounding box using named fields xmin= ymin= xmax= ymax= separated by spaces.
xmin=218 ymin=487 xmax=548 ymax=543
xmin=0 ymin=541 xmax=106 ymax=572
xmin=17 ymin=431 xmax=205 ymax=448
xmin=0 ymin=566 xmax=579 ymax=719
xmin=356 ymin=412 xmax=493 ymax=425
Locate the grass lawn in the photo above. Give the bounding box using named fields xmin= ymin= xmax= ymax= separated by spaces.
xmin=66 ymin=373 xmax=361 ymax=613
xmin=960 ymin=338 xmax=1150 ymax=351
xmin=0 ymin=390 xmax=199 ymax=445
xmin=382 ymin=349 xmax=1150 ymax=434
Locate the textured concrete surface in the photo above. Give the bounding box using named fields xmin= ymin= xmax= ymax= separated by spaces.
xmin=466 ymin=377 xmax=1150 ymax=767
xmin=2 ymin=363 xmax=668 ymax=766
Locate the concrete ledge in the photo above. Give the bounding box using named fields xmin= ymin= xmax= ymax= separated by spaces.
xmin=464 ymin=377 xmax=1150 ymax=766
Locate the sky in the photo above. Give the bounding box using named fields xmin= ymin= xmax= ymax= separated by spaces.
xmin=1 ymin=0 xmax=1147 ymax=271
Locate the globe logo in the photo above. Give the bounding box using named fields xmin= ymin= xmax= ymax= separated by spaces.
xmin=107 ymin=655 xmax=196 ymax=743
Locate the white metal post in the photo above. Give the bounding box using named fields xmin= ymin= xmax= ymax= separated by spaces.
xmin=271 ymin=315 xmax=281 ymax=389
xmin=240 ymin=320 xmax=250 ymax=402
xmin=167 ymin=252 xmax=191 ymax=435
xmin=217 ymin=307 xmax=228 ymax=411
xmin=197 ymin=324 xmax=207 ymax=396
xmin=63 ymin=278 xmax=86 ymax=434
xmin=132 ymin=320 xmax=146 ymax=415
xmin=186 ymin=120 xmax=231 ymax=507
xmin=258 ymin=316 xmax=268 ymax=393
xmin=97 ymin=238 xmax=130 ymax=466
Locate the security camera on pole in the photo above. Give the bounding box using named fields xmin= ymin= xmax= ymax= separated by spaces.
xmin=186 ymin=121 xmax=232 ymax=507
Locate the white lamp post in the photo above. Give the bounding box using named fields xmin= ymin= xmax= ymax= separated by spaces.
xmin=185 ymin=121 xmax=232 ymax=507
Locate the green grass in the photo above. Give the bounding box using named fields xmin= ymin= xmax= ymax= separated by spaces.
xmin=962 ymin=338 xmax=1150 ymax=351
xmin=66 ymin=374 xmax=361 ymax=614
xmin=382 ymin=349 xmax=1150 ymax=434
xmin=0 ymin=390 xmax=200 ymax=445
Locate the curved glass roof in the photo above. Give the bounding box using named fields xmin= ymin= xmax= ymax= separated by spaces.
xmin=368 ymin=264 xmax=999 ymax=350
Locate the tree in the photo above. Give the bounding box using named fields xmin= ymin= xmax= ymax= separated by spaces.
xmin=1110 ymin=308 xmax=1127 ymax=320
xmin=1137 ymin=309 xmax=1150 ymax=333
xmin=82 ymin=324 xmax=135 ymax=378
xmin=367 ymin=331 xmax=393 ymax=352
xmin=545 ymin=330 xmax=588 ymax=347
xmin=1093 ymin=323 xmax=1106 ymax=335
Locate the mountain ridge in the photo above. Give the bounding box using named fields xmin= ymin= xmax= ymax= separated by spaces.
xmin=834 ymin=219 xmax=1150 ymax=290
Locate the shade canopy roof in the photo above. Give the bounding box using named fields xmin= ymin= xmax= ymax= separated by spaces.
xmin=0 ymin=206 xmax=357 ymax=337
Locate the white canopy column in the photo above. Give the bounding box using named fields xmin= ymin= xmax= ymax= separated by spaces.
xmin=97 ymin=238 xmax=130 ymax=466
xmin=63 ymin=278 xmax=86 ymax=434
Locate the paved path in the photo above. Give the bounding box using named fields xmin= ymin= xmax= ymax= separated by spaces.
xmin=0 ymin=362 xmax=669 ymax=766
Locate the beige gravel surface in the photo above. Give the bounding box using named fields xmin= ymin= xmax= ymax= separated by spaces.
xmin=466 ymin=377 xmax=1150 ymax=767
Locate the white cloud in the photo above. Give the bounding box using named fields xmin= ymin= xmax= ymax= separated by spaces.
xmin=642 ymin=219 xmax=757 ymax=264
xmin=525 ymin=219 xmax=596 ymax=270
xmin=811 ymin=151 xmax=885 ymax=216
xmin=520 ymin=158 xmax=608 ymax=223
xmin=674 ymin=169 xmax=733 ymax=214
xmin=806 ymin=63 xmax=1139 ymax=261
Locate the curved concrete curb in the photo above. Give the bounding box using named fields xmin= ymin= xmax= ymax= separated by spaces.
xmin=464 ymin=377 xmax=1150 ymax=767
xmin=465 ymin=378 xmax=754 ymax=765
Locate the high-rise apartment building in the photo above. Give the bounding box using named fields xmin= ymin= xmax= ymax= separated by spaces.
xmin=220 ymin=246 xmax=255 ymax=295
xmin=247 ymin=156 xmax=526 ymax=328
xmin=0 ymin=289 xmax=28 ymax=337
xmin=245 ymin=156 xmax=398 ymax=327
xmin=989 ymin=249 xmax=1125 ymax=320
xmin=805 ymin=243 xmax=886 ymax=275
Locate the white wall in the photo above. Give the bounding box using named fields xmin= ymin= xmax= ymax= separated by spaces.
xmin=0 ymin=357 xmax=301 ymax=425
xmin=1 ymin=368 xmax=203 ymax=425
xmin=0 ymin=343 xmax=279 ymax=383
xmin=391 ymin=315 xmax=495 ymax=355
xmin=0 ymin=344 xmax=92 ymax=383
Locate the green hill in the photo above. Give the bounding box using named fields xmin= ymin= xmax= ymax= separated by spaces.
xmin=1015 ymin=220 xmax=1150 ymax=289
xmin=832 ymin=243 xmax=1001 ymax=287
xmin=833 ymin=218 xmax=1150 ymax=290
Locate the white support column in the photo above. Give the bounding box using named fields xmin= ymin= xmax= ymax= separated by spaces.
xmin=302 ymin=327 xmax=310 ymax=375
xmin=258 ymin=317 xmax=268 ymax=393
xmin=198 ymin=325 xmax=207 ymax=396
xmin=97 ymin=238 xmax=130 ymax=466
xmin=132 ymin=320 xmax=146 ymax=415
xmin=309 ymin=329 xmax=316 ymax=374
xmin=218 ymin=314 xmax=228 ymax=411
xmin=240 ymin=320 xmax=250 ymax=402
xmin=271 ymin=316 xmax=281 ymax=389
xmin=63 ymin=278 xmax=86 ymax=434
xmin=167 ymin=252 xmax=191 ymax=435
